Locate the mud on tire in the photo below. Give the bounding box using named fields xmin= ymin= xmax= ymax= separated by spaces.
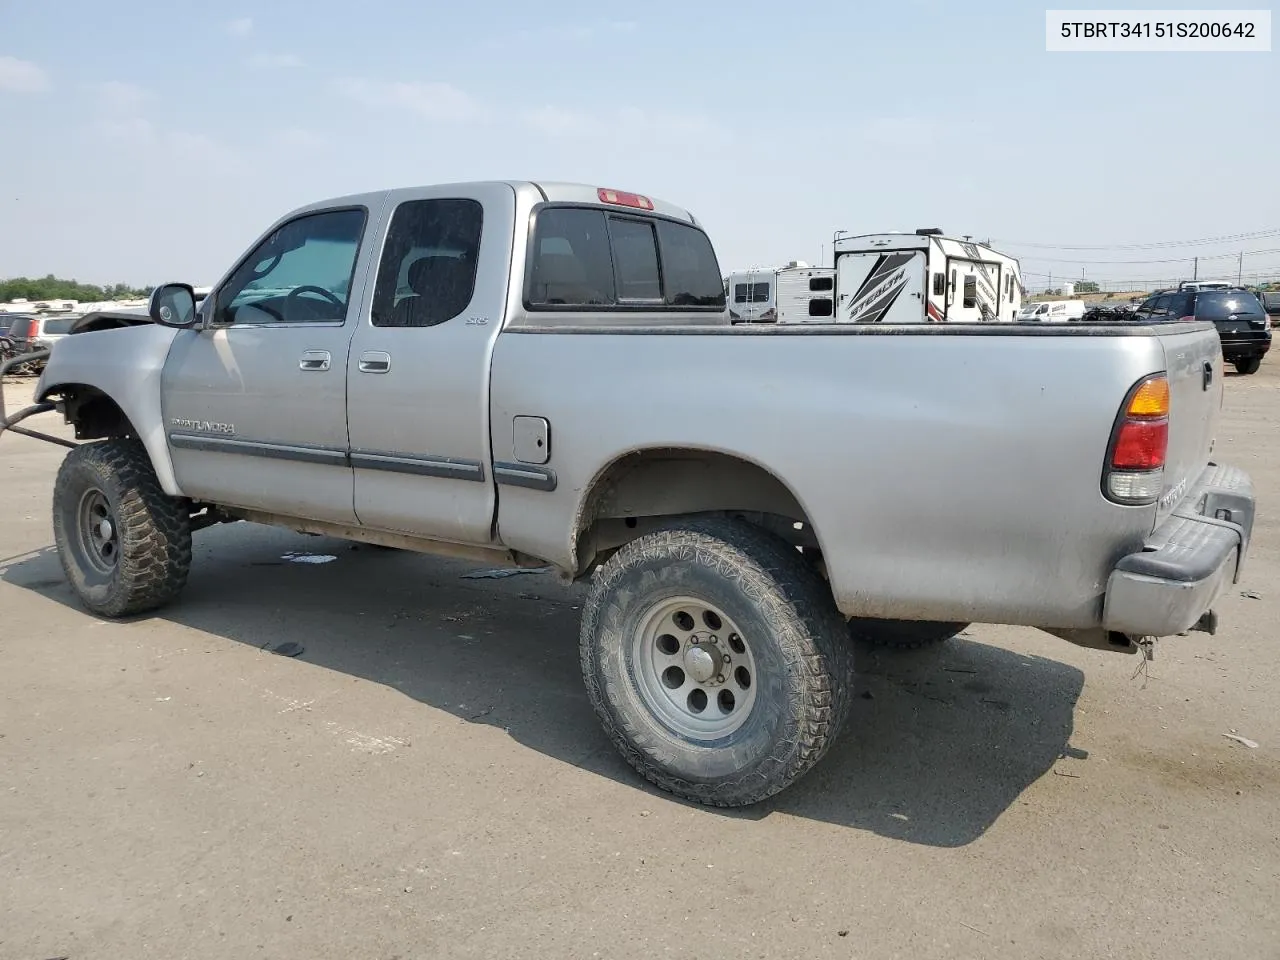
xmin=580 ymin=518 xmax=854 ymax=807
xmin=52 ymin=439 xmax=192 ymax=617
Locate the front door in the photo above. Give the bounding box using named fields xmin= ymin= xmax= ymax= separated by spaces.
xmin=162 ymin=204 xmax=382 ymax=523
xmin=345 ymin=184 xmax=515 ymax=544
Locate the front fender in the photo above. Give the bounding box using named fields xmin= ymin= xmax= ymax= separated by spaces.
xmin=37 ymin=324 xmax=184 ymax=496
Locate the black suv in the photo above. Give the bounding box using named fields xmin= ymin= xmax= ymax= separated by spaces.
xmin=1135 ymin=286 xmax=1270 ymax=374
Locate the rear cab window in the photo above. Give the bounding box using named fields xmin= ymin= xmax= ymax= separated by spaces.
xmin=525 ymin=205 xmax=725 ymax=311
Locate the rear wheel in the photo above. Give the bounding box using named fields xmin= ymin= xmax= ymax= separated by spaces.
xmin=1234 ymin=357 xmax=1262 ymax=375
xmin=53 ymin=439 xmax=192 ymax=617
xmin=849 ymin=618 xmax=968 ymax=650
xmin=580 ymin=518 xmax=853 ymax=807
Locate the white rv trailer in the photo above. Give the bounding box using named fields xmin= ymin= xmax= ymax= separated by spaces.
xmin=832 ymin=229 xmax=1022 ymax=323
xmin=725 ymin=261 xmax=836 ymax=323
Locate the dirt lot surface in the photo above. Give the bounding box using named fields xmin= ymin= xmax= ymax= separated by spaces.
xmin=2 ymin=364 xmax=1279 ymax=960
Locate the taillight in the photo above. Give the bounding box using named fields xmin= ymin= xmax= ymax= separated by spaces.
xmin=1104 ymin=374 xmax=1169 ymax=504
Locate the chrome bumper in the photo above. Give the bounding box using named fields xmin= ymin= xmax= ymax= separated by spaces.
xmin=1103 ymin=462 xmax=1255 ymax=638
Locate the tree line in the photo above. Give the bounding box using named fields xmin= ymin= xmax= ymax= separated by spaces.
xmin=0 ymin=275 xmax=151 ymax=303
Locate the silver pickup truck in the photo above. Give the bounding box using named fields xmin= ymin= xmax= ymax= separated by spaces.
xmin=0 ymin=180 xmax=1256 ymax=807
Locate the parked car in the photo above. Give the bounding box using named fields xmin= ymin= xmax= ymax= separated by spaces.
xmin=3 ymin=180 xmax=1255 ymax=808
xmin=3 ymin=313 xmax=82 ymax=354
xmin=1133 ymin=287 xmax=1270 ymax=374
xmin=1259 ymin=290 xmax=1280 ymax=318
xmin=0 ymin=313 xmax=34 ymax=336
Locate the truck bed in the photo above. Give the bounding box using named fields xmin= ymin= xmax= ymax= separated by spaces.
xmin=489 ymin=320 xmax=1223 ymax=632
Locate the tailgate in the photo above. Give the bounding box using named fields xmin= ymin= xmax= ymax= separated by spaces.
xmin=1214 ymin=317 xmax=1269 ymax=341
xmin=1156 ymin=325 xmax=1223 ymax=525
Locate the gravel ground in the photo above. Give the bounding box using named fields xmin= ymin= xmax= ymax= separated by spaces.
xmin=2 ymin=364 xmax=1278 ymax=960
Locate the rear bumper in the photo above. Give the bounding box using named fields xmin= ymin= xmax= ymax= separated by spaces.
xmin=1219 ymin=333 xmax=1271 ymax=360
xmin=1103 ymin=462 xmax=1255 ymax=638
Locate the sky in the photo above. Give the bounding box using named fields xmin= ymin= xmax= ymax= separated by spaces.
xmin=1 ymin=0 xmax=1277 ymax=291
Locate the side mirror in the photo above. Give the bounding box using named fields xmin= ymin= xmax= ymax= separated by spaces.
xmin=149 ymin=283 xmax=198 ymax=329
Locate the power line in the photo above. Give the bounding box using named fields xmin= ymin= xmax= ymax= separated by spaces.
xmin=1016 ymin=246 xmax=1280 ymax=266
xmin=995 ymin=227 xmax=1280 ymax=251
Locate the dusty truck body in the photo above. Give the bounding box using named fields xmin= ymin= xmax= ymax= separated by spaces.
xmin=1 ymin=180 xmax=1256 ymax=807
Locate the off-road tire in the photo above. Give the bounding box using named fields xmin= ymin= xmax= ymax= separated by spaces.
xmin=52 ymin=439 xmax=192 ymax=617
xmin=1234 ymin=357 xmax=1262 ymax=375
xmin=580 ymin=518 xmax=854 ymax=807
xmin=849 ymin=618 xmax=968 ymax=650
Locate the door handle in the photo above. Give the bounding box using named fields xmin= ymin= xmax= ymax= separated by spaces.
xmin=358 ymin=351 xmax=391 ymax=374
xmin=299 ymin=350 xmax=331 ymax=371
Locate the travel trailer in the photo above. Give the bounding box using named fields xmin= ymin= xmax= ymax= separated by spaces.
xmin=832 ymin=229 xmax=1022 ymax=323
xmin=725 ymin=262 xmax=836 ymax=323
xmin=1017 ymin=299 xmax=1087 ymax=322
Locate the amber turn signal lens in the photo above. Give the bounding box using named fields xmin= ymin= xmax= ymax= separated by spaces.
xmin=1127 ymin=376 xmax=1170 ymax=418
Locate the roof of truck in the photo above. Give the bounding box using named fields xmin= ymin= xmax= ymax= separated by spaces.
xmin=284 ymin=180 xmax=699 ymax=226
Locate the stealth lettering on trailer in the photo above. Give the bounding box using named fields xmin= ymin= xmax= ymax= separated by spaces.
xmin=960 ymin=241 xmax=1001 ymax=320
xmin=845 ymin=252 xmax=915 ymax=323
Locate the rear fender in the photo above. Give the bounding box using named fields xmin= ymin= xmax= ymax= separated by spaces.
xmin=37 ymin=324 xmax=184 ymax=496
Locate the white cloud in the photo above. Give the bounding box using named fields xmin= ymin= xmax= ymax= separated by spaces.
xmin=521 ymin=104 xmax=722 ymax=141
xmin=858 ymin=117 xmax=936 ymax=147
xmin=226 ymin=17 xmax=254 ymax=37
xmin=249 ymin=52 xmax=303 ymax=69
xmin=0 ymin=55 xmax=50 ymax=93
xmin=334 ymin=78 xmax=487 ymax=123
xmin=521 ymin=105 xmax=596 ymax=137
xmin=95 ymin=80 xmax=153 ymax=113
xmin=272 ymin=127 xmax=328 ymax=150
xmin=492 ymin=20 xmax=638 ymax=48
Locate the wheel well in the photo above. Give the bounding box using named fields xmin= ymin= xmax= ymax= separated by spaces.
xmin=53 ymin=385 xmax=135 ymax=440
xmin=572 ymin=448 xmax=822 ymax=575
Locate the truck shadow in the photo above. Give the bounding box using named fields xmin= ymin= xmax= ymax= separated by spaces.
xmin=1 ymin=525 xmax=1085 ymax=848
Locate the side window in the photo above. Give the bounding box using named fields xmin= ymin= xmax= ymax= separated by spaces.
xmin=809 ymin=276 xmax=834 ymax=292
xmin=962 ymin=275 xmax=977 ymax=309
xmin=932 ymin=272 xmax=946 ymax=296
xmin=657 ymin=219 xmax=725 ymax=306
xmin=1167 ymin=293 xmax=1193 ymax=319
xmin=216 ymin=208 xmax=366 ymax=325
xmin=1150 ymin=294 xmax=1172 ymax=316
xmin=808 ymin=298 xmax=833 ymax=318
xmin=734 ymin=283 xmax=749 ymax=303
xmin=609 ymin=218 xmax=662 ymax=301
xmin=528 ymin=208 xmax=616 ymax=306
xmin=371 ymin=198 xmax=483 ymax=328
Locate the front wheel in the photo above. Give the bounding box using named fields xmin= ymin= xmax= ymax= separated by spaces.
xmin=580 ymin=518 xmax=853 ymax=807
xmin=1234 ymin=357 xmax=1262 ymax=375
xmin=52 ymin=439 xmax=192 ymax=617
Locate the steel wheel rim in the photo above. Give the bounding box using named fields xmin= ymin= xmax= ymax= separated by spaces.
xmin=631 ymin=596 xmax=758 ymax=741
xmin=76 ymin=487 xmax=120 ymax=576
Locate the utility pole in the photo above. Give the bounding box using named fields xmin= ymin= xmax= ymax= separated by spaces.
xmin=1193 ymin=256 xmax=1198 ymax=280
xmin=1238 ymin=250 xmax=1243 ymax=285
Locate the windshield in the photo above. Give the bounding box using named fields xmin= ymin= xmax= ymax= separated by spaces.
xmin=1194 ymin=292 xmax=1265 ymax=319
xmin=40 ymin=317 xmax=80 ymax=334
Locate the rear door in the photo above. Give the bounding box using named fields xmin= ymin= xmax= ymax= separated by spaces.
xmin=345 ymin=184 xmax=514 ymax=544
xmin=837 ymin=250 xmax=925 ymax=323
